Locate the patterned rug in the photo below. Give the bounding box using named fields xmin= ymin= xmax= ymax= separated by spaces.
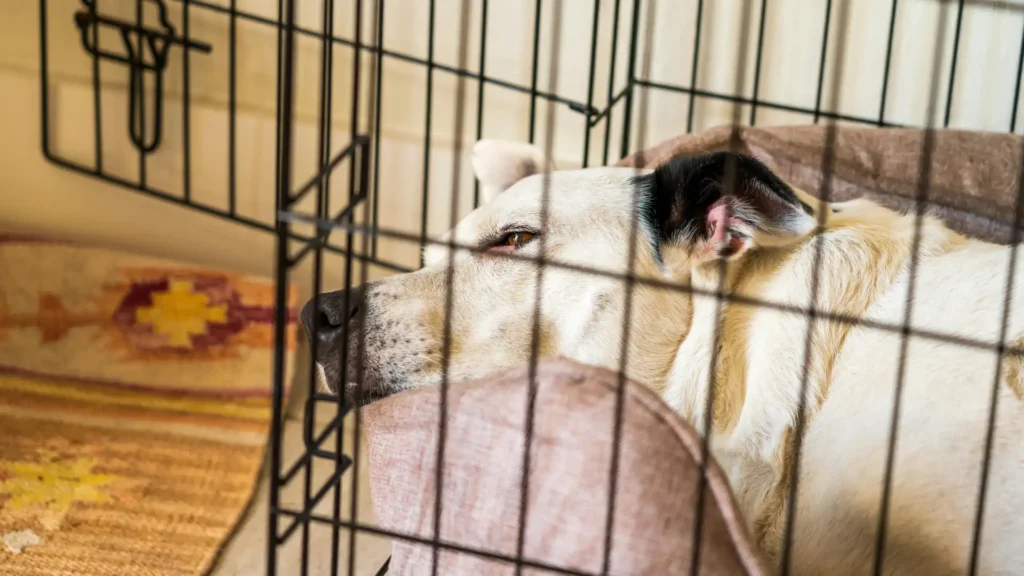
xmin=0 ymin=234 xmax=297 ymax=575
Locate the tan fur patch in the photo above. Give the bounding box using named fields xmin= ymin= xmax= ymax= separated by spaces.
xmin=423 ymin=305 xmax=464 ymax=361
xmin=625 ymin=282 xmax=694 ymax=391
xmin=753 ymin=426 xmax=794 ymax=565
xmin=1003 ymin=337 xmax=1024 ymax=403
xmin=709 ymin=258 xmax=764 ymax=433
xmin=695 ymin=241 xmax=804 ymax=434
xmin=534 ymin=318 xmax=559 ymax=359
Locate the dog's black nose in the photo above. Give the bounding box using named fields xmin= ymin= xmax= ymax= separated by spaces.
xmin=299 ymin=287 xmax=371 ymax=397
xmin=300 ymin=287 xmax=364 ymax=345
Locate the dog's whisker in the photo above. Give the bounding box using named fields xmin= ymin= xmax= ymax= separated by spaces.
xmin=414 ymin=354 xmax=443 ymax=367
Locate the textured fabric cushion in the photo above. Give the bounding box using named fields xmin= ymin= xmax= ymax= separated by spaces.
xmin=617 ymin=125 xmax=1024 ymax=244
xmin=363 ymin=358 xmax=766 ymax=576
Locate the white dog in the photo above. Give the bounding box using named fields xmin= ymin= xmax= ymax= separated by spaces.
xmin=300 ymin=139 xmax=1024 ymax=575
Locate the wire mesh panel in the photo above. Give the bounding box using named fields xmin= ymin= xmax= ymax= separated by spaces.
xmin=38 ymin=0 xmax=1024 ymax=575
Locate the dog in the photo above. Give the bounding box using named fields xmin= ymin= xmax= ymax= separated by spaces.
xmin=300 ymin=139 xmax=1024 ymax=575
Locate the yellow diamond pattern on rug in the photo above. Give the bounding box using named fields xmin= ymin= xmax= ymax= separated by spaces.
xmin=0 ymin=450 xmax=120 ymax=531
xmin=135 ymin=279 xmax=229 ymax=349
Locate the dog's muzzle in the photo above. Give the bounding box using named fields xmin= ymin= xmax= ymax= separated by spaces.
xmin=299 ymin=287 xmax=370 ymax=403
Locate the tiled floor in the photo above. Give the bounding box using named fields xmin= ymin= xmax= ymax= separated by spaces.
xmin=212 ymin=351 xmax=392 ymax=576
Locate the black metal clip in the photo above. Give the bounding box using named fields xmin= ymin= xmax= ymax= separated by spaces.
xmin=73 ymin=0 xmax=212 ymax=154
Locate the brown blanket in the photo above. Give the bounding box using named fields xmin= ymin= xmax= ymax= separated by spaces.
xmin=617 ymin=125 xmax=1024 ymax=244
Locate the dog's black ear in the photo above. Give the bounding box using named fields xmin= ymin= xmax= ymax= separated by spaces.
xmin=641 ymin=152 xmax=817 ymax=264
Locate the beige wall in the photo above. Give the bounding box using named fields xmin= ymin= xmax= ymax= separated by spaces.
xmin=4 ymin=0 xmax=1024 ymax=297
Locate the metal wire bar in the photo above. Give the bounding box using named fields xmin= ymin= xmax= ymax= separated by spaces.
xmin=601 ymin=0 xmax=623 ymax=166
xmin=944 ymin=0 xmax=966 ymax=128
xmin=603 ymin=1 xmax=648 ymax=573
xmin=1011 ymin=17 xmax=1024 ymax=133
xmin=371 ymin=0 xmax=386 ymax=255
xmin=878 ymin=0 xmax=899 ymax=125
xmin=309 ymin=0 xmax=338 ymax=570
xmin=280 ymin=211 xmax=1024 ymax=360
xmin=370 ymin=45 xmax=591 ymax=115
xmin=690 ymin=2 xmax=754 ymax=573
xmin=345 ymin=3 xmax=372 ymax=573
xmin=276 ymin=515 xmax=305 ymax=548
xmin=349 ymin=95 xmax=376 ymax=576
xmin=872 ymin=4 xmax=950 ymax=573
xmin=280 ymin=412 xmax=346 ymax=486
xmin=689 ymin=150 xmax=736 ymax=576
xmin=617 ymin=0 xmax=642 ymax=168
xmin=90 ymin=0 xmax=102 ymax=172
xmin=287 ymin=188 xmax=368 ymax=267
xmin=528 ymin=0 xmax=543 ymax=144
xmin=589 ymin=84 xmax=630 ymax=128
xmin=419 ymin=0 xmax=436 ymax=268
xmin=135 ymin=0 xmax=146 ymax=188
xmin=292 ymin=138 xmax=366 ymax=204
xmin=516 ymin=3 xmax=563 ymax=573
xmin=581 ymin=0 xmax=601 ymax=168
xmin=472 ymin=0 xmax=488 ymax=208
xmin=685 ymin=0 xmax=704 ymax=133
xmin=812 ymin=0 xmax=833 ymax=125
xmin=431 ymin=0 xmax=473 ymax=573
xmin=78 ymin=7 xmax=214 ymax=53
xmin=330 ymin=2 xmax=364 ymax=570
xmin=228 ymin=0 xmax=237 ymax=215
xmin=636 ymin=79 xmax=903 ymax=128
xmin=278 ymin=466 xmax=349 ymax=546
xmin=329 ymin=145 xmax=357 ymax=576
xmin=273 ymin=0 xmax=284 ymax=216
xmin=926 ymin=0 xmax=1023 ymax=12
xmin=37 ymin=7 xmax=48 ymax=235
xmin=749 ymin=0 xmax=769 ymax=126
xmin=182 ymin=0 xmax=192 ymax=202
xmin=778 ymin=1 xmax=850 ymax=572
xmin=267 ymin=0 xmax=297 ymax=571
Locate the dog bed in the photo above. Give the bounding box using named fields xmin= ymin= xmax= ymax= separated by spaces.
xmin=0 ymin=233 xmax=297 ymax=576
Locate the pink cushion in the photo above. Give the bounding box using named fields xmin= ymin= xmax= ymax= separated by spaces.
xmin=363 ymin=358 xmax=766 ymax=575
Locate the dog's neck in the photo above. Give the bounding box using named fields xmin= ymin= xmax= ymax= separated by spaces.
xmin=659 ymin=255 xmax=761 ymax=434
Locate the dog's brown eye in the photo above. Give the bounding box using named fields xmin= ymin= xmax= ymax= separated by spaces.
xmin=503 ymin=231 xmax=535 ymax=247
xmin=486 ymin=230 xmax=537 ymax=253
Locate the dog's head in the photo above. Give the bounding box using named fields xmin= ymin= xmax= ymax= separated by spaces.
xmin=300 ymin=140 xmax=818 ymax=404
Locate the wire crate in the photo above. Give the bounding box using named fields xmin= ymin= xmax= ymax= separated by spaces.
xmin=38 ymin=0 xmax=1024 ymax=574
